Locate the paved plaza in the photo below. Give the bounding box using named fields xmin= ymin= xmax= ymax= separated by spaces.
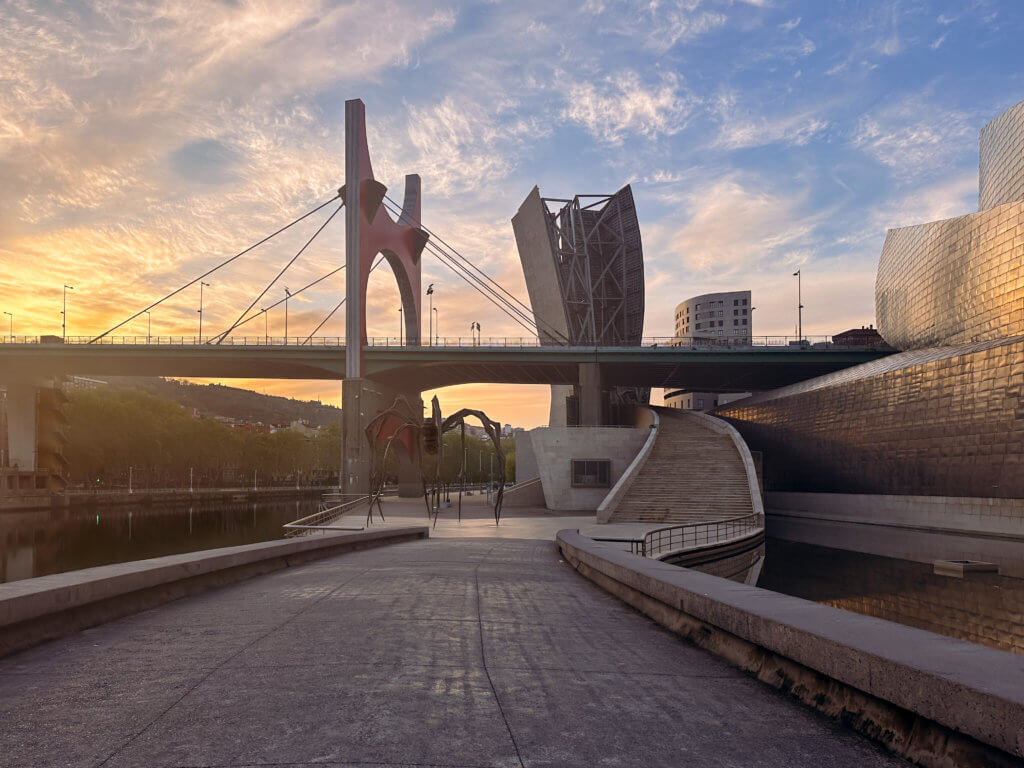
xmin=0 ymin=529 xmax=905 ymax=768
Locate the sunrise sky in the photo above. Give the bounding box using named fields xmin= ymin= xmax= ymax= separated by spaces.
xmin=1 ymin=0 xmax=1021 ymax=427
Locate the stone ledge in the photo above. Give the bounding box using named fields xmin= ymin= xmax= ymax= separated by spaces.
xmin=556 ymin=528 xmax=1024 ymax=768
xmin=0 ymin=526 xmax=428 ymax=658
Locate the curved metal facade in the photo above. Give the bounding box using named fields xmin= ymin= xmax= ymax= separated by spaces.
xmin=715 ymin=338 xmax=1024 ymax=497
xmin=875 ymin=202 xmax=1024 ymax=349
xmin=979 ymin=100 xmax=1024 ymax=211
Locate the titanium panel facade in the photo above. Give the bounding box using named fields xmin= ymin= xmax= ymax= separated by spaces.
xmin=876 ymin=201 xmax=1024 ymax=349
xmin=979 ymin=100 xmax=1024 ymax=211
xmin=714 ymin=338 xmax=1024 ymax=497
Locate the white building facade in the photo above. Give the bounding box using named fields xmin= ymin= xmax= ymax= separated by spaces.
xmin=673 ymin=290 xmax=752 ymax=343
xmin=667 ymin=290 xmax=752 ymax=411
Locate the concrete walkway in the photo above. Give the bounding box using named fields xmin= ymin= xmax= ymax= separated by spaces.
xmin=0 ymin=536 xmax=904 ymax=767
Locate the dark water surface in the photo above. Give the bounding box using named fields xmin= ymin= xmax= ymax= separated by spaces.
xmin=0 ymin=498 xmax=318 ymax=584
xmin=759 ymin=538 xmax=1024 ymax=657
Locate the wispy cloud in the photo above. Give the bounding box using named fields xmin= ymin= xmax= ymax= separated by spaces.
xmin=562 ymin=71 xmax=697 ymax=145
xmin=853 ymin=99 xmax=973 ymax=180
xmin=711 ymin=94 xmax=828 ymax=149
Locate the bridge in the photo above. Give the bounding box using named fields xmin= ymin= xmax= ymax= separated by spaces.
xmin=0 ymin=335 xmax=889 ymax=390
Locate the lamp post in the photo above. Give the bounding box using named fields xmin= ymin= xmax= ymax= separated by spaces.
xmin=284 ymin=287 xmax=291 ymax=344
xmin=3 ymin=311 xmax=11 ymax=342
xmin=144 ymin=310 xmax=151 ymax=344
xmin=426 ymin=283 xmax=434 ymax=346
xmin=469 ymin=322 xmax=474 ymax=345
xmin=792 ymin=270 xmax=803 ymax=342
xmin=433 ymin=306 xmax=439 ymax=345
xmin=198 ymin=281 xmax=210 ymax=341
xmin=62 ymin=284 xmax=74 ymax=341
xmin=398 ymin=306 xmax=403 ymax=346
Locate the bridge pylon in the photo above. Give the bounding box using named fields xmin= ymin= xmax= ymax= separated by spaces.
xmin=341 ymin=99 xmax=429 ymax=497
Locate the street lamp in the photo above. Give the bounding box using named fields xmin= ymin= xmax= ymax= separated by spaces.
xmin=198 ymin=281 xmax=210 ymax=341
xmin=284 ymin=287 xmax=291 ymax=344
xmin=260 ymin=308 xmax=268 ymax=345
xmin=792 ymin=270 xmax=803 ymax=342
xmin=62 ymin=284 xmax=74 ymax=341
xmin=398 ymin=306 xmax=403 ymax=346
xmin=433 ymin=306 xmax=439 ymax=345
xmin=426 ymin=283 xmax=434 ymax=346
xmin=144 ymin=309 xmax=151 ymax=344
xmin=3 ymin=311 xmax=11 ymax=342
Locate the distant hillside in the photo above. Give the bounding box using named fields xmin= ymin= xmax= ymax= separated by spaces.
xmin=103 ymin=377 xmax=342 ymax=427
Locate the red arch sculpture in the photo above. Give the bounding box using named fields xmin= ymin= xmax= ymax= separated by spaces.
xmin=344 ymin=99 xmax=429 ymax=378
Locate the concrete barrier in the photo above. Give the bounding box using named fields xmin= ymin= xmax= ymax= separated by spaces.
xmin=0 ymin=526 xmax=428 ymax=658
xmin=596 ymin=409 xmax=659 ymax=522
xmin=557 ymin=529 xmax=1024 ymax=768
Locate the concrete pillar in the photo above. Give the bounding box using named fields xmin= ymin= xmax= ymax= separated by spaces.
xmin=548 ymin=384 xmax=572 ymax=427
xmin=5 ymin=379 xmax=38 ymax=471
xmin=578 ymin=363 xmax=603 ymax=426
xmin=341 ymin=379 xmax=423 ymax=498
xmin=341 ymin=378 xmax=372 ymax=497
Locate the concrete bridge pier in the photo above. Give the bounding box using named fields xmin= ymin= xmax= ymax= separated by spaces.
xmin=578 ymin=362 xmax=603 ymax=426
xmin=5 ymin=378 xmax=40 ymax=471
xmin=341 ymin=378 xmax=423 ymax=499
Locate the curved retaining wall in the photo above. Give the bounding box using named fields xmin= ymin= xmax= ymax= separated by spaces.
xmin=596 ymin=408 xmax=659 ymax=522
xmin=556 ymin=529 xmax=1024 ymax=768
xmin=0 ymin=526 xmax=428 ymax=658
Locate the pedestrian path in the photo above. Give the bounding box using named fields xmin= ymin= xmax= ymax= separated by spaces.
xmin=0 ymin=536 xmax=904 ymax=767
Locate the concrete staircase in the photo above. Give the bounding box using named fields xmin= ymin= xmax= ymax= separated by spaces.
xmin=606 ymin=407 xmax=755 ymax=524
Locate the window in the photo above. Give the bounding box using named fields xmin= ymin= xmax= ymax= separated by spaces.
xmin=718 ymin=311 xmax=723 ymax=317
xmin=696 ymin=398 xmax=704 ymax=408
xmin=696 ymin=323 xmax=701 ymax=330
xmin=718 ymin=321 xmax=724 ymax=327
xmin=742 ymin=309 xmax=747 ymax=315
xmin=571 ymin=459 xmax=611 ymax=488
xmin=742 ymin=299 xmax=748 ymax=305
xmin=733 ymin=309 xmax=739 ymax=316
xmin=733 ymin=319 xmax=739 ymax=326
xmin=742 ymin=319 xmax=748 ymax=325
xmin=733 ymin=299 xmax=739 ymax=306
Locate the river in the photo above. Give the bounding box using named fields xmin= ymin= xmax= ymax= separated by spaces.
xmin=0 ymin=498 xmax=318 ymax=584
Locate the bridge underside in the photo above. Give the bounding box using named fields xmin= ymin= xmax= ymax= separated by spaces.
xmin=0 ymin=345 xmax=891 ymax=392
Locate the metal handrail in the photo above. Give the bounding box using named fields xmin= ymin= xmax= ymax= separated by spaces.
xmin=0 ymin=334 xmax=886 ymax=350
xmin=283 ymin=495 xmax=368 ymax=536
xmin=643 ymin=513 xmax=764 ymax=559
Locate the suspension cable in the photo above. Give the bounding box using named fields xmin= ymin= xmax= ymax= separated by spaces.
xmin=420 ymin=238 xmax=539 ymax=336
xmin=227 ymin=264 xmax=345 ymax=334
xmin=300 ymin=256 xmax=385 ymax=344
xmin=88 ymin=193 xmax=342 ymax=343
xmin=211 ymin=201 xmax=344 ymax=344
xmin=380 ymin=198 xmax=554 ymax=340
xmin=383 ymin=194 xmax=567 ymax=343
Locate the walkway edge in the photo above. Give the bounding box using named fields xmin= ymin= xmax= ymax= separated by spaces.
xmin=556 ymin=529 xmax=1024 ymax=768
xmin=0 ymin=526 xmax=428 ymax=658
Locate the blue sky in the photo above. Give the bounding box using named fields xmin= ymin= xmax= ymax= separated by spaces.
xmin=0 ymin=0 xmax=1020 ymax=425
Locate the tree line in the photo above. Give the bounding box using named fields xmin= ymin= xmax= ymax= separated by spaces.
xmin=64 ymin=388 xmax=516 ymax=490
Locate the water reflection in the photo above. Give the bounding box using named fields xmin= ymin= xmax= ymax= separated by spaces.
xmin=0 ymin=498 xmax=318 ymax=584
xmin=759 ymin=538 xmax=1024 ymax=657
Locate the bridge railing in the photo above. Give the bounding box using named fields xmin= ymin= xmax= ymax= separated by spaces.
xmin=0 ymin=334 xmax=886 ymax=350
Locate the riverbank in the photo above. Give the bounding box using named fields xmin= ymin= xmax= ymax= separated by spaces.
xmin=0 ymin=485 xmax=335 ymax=513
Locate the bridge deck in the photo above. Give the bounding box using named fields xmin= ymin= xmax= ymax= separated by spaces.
xmin=0 ymin=341 xmax=893 ymax=391
xmin=0 ymin=519 xmax=901 ymax=767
